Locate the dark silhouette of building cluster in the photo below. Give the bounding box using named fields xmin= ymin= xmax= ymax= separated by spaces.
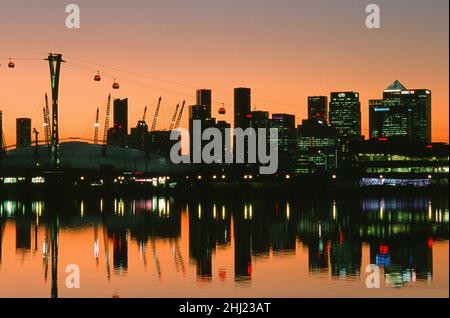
xmin=94 ymin=80 xmax=446 ymax=180
xmin=1 ymin=80 xmax=447 ymax=184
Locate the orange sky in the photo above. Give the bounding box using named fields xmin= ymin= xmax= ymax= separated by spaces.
xmin=0 ymin=0 xmax=448 ymax=144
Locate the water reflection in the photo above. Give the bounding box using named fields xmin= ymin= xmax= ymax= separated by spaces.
xmin=0 ymin=195 xmax=448 ymax=297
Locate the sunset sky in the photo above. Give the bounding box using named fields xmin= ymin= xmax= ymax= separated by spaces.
xmin=0 ymin=0 xmax=448 ymax=144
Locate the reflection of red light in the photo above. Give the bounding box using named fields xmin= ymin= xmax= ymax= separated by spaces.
xmin=427 ymin=238 xmax=433 ymax=249
xmin=379 ymin=244 xmax=389 ymax=254
xmin=134 ymin=171 xmax=144 ymax=175
xmin=245 ymin=114 xmax=252 ymax=119
xmin=247 ymin=263 xmax=252 ymax=276
xmin=339 ymin=230 xmax=343 ymax=244
xmin=219 ymin=269 xmax=227 ymax=281
xmin=378 ymin=137 xmax=389 ymax=142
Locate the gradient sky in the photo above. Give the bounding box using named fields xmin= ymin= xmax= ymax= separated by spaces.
xmin=0 ymin=0 xmax=448 ymax=144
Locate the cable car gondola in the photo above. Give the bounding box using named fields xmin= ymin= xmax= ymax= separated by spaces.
xmin=94 ymin=71 xmax=101 ymax=82
xmin=8 ymin=59 xmax=15 ymax=68
xmin=218 ymin=107 xmax=226 ymax=115
xmin=112 ymin=79 xmax=120 ymax=89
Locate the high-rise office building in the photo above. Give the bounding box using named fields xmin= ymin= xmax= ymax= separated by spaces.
xmin=329 ymin=92 xmax=361 ymax=140
xmin=196 ymin=89 xmax=212 ymax=118
xmin=215 ymin=120 xmax=232 ymax=164
xmin=369 ymin=98 xmax=412 ymax=140
xmin=113 ymin=98 xmax=128 ymax=134
xmin=107 ymin=98 xmax=129 ymax=146
xmin=308 ymin=96 xmax=328 ymax=122
xmin=296 ymin=119 xmax=339 ymax=174
xmin=377 ymin=80 xmax=432 ymax=143
xmin=270 ymin=113 xmax=296 ymax=172
xmin=189 ymin=104 xmax=216 ymax=161
xmin=234 ymin=88 xmax=251 ymax=129
xmin=16 ymin=118 xmax=31 ymax=148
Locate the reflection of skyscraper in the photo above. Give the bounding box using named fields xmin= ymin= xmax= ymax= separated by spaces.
xmin=234 ymin=207 xmax=252 ymax=283
xmin=16 ymin=118 xmax=32 ymax=148
xmin=329 ymin=92 xmax=361 ymax=140
xmin=330 ymin=240 xmax=362 ymax=278
xmin=0 ymin=219 xmax=4 ymax=264
xmin=308 ymin=96 xmax=328 ymax=122
xmin=15 ymin=215 xmax=31 ymax=251
xmin=113 ymin=231 xmax=128 ymax=271
xmin=308 ymin=240 xmax=330 ymax=273
xmin=189 ymin=204 xmax=215 ymax=280
xmin=370 ymin=239 xmax=433 ymax=288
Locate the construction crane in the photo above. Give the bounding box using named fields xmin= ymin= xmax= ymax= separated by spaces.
xmin=150 ymin=97 xmax=162 ymax=132
xmin=94 ymin=107 xmax=100 ymax=145
xmin=174 ymin=100 xmax=186 ymax=129
xmin=102 ymin=94 xmax=111 ymax=157
xmin=169 ymin=104 xmax=180 ymax=131
xmin=142 ymin=106 xmax=147 ymax=122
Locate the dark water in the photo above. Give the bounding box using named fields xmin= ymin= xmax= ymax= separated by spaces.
xmin=0 ymin=194 xmax=448 ymax=298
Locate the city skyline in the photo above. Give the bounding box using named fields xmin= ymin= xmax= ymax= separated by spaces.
xmin=0 ymin=0 xmax=448 ymax=144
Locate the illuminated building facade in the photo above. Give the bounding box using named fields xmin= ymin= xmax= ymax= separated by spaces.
xmin=329 ymin=92 xmax=361 ymax=140
xmin=296 ymin=119 xmax=340 ymax=174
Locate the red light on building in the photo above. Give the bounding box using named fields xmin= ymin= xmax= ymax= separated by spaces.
xmin=427 ymin=238 xmax=433 ymax=249
xmin=378 ymin=137 xmax=389 ymax=142
xmin=379 ymin=244 xmax=389 ymax=254
xmin=245 ymin=114 xmax=252 ymax=119
xmin=426 ymin=145 xmax=433 ymax=149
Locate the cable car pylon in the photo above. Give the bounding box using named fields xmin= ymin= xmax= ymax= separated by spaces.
xmin=45 ymin=53 xmax=65 ymax=170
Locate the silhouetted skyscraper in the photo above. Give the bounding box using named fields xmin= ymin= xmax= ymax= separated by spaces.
xmin=215 ymin=120 xmax=231 ymax=164
xmin=16 ymin=118 xmax=31 ymax=148
xmin=107 ymin=98 xmax=129 ymax=146
xmin=329 ymin=92 xmax=361 ymax=140
xmin=196 ymin=89 xmax=212 ymax=118
xmin=234 ymin=88 xmax=251 ymax=129
xmin=189 ymin=104 xmax=215 ymax=162
xmin=270 ymin=113 xmax=296 ymax=172
xmin=308 ymin=96 xmax=328 ymax=122
xmin=114 ymin=98 xmax=128 ymax=134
